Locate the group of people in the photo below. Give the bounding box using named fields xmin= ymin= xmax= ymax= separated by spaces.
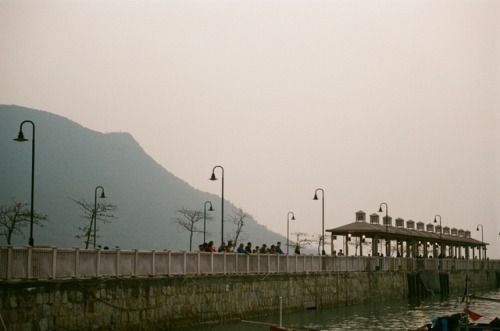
xmin=198 ymin=240 xmax=301 ymax=255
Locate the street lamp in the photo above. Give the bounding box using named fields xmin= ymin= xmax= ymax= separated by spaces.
xmin=13 ymin=120 xmax=36 ymax=246
xmin=93 ymin=186 xmax=106 ymax=248
xmin=313 ymin=188 xmax=325 ymax=255
xmin=434 ymin=215 xmax=442 ymax=257
xmin=203 ymin=201 xmax=214 ymax=244
xmin=476 ymin=224 xmax=484 ymax=259
xmin=378 ymin=202 xmax=388 ymax=256
xmin=210 ymin=165 xmax=224 ymax=245
xmin=287 ymin=212 xmax=295 ymax=255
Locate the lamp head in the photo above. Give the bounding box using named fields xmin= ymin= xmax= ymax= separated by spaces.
xmin=378 ymin=206 xmax=383 ymax=213
xmin=313 ymin=193 xmax=318 ymax=200
xmin=476 ymin=227 xmax=479 ymax=231
xmin=434 ymin=218 xmax=437 ymax=223
xmin=291 ymin=215 xmax=295 ymax=220
xmin=13 ymin=131 xmax=28 ymax=142
xmin=99 ymin=191 xmax=106 ymax=199
xmin=209 ymin=205 xmax=214 ymax=211
xmin=209 ymin=173 xmax=217 ymax=181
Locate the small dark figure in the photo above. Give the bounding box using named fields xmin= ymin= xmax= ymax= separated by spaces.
xmin=275 ymin=242 xmax=284 ymax=254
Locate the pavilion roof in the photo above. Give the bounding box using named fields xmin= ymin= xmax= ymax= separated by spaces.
xmin=326 ymin=221 xmax=486 ymax=247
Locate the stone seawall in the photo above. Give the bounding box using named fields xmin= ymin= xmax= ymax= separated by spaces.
xmin=0 ymin=270 xmax=497 ymax=331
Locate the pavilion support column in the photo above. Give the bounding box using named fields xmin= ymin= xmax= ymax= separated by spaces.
xmin=385 ymin=239 xmax=390 ymax=257
xmin=372 ymin=236 xmax=377 ymax=256
xmin=359 ymin=237 xmax=363 ymax=256
xmin=345 ymin=235 xmax=349 ymax=256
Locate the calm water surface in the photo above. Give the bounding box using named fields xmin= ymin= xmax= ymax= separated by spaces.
xmin=172 ymin=289 xmax=500 ymax=331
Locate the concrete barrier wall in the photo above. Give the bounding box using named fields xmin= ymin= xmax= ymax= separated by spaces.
xmin=0 ymin=270 xmax=497 ymax=331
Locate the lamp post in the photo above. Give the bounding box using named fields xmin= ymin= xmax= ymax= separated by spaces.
xmin=203 ymin=201 xmax=214 ymax=244
xmin=210 ymin=165 xmax=224 ymax=245
xmin=287 ymin=212 xmax=295 ymax=255
xmin=93 ymin=186 xmax=106 ymax=248
xmin=13 ymin=120 xmax=36 ymax=246
xmin=313 ymin=188 xmax=325 ymax=255
xmin=476 ymin=224 xmax=484 ymax=259
xmin=378 ymin=202 xmax=388 ymax=256
xmin=434 ymin=215 xmax=442 ymax=257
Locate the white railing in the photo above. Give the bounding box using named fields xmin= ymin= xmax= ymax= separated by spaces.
xmin=1 ymin=246 xmax=498 ymax=280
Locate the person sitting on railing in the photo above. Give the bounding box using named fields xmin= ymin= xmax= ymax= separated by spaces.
xmin=245 ymin=242 xmax=252 ymax=253
xmin=218 ymin=242 xmax=226 ymax=252
xmin=237 ymin=243 xmax=248 ymax=254
xmin=199 ymin=242 xmax=210 ymax=252
xmin=260 ymin=244 xmax=268 ymax=254
xmin=294 ymin=245 xmax=301 ymax=255
xmin=253 ymin=245 xmax=260 ymax=253
xmin=226 ymin=240 xmax=235 ymax=252
xmin=207 ymin=241 xmax=217 ymax=252
xmin=337 ymin=249 xmax=344 ymax=256
xmin=275 ymin=242 xmax=284 ymax=254
xmin=269 ymin=245 xmax=276 ymax=254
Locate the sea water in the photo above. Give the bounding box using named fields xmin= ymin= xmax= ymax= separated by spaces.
xmin=171 ymin=289 xmax=500 ymax=331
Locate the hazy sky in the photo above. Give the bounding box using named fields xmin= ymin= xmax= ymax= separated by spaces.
xmin=1 ymin=0 xmax=499 ymax=257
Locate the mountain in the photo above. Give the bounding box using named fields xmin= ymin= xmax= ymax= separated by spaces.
xmin=0 ymin=105 xmax=286 ymax=251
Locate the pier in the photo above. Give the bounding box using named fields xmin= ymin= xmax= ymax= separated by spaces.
xmin=1 ymin=246 xmax=499 ymax=330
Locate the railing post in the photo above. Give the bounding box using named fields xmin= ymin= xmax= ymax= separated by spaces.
xmin=210 ymin=252 xmax=214 ymax=274
xmin=167 ymin=250 xmax=171 ymax=276
xmin=223 ymin=252 xmax=227 ymax=275
xmin=246 ymin=254 xmax=250 ymax=274
xmin=134 ymin=249 xmax=139 ymax=277
xmin=27 ymin=246 xmax=33 ymax=279
xmin=151 ymin=250 xmax=156 ymax=276
xmin=96 ymin=248 xmax=102 ymax=278
xmin=74 ymin=247 xmax=80 ymax=278
xmin=115 ymin=248 xmax=121 ymax=277
xmin=235 ymin=252 xmax=238 ymax=274
xmin=6 ymin=246 xmax=13 ymax=280
xmin=197 ymin=251 xmax=201 ymax=275
xmin=51 ymin=247 xmax=57 ymax=279
xmin=183 ymin=251 xmax=187 ymax=275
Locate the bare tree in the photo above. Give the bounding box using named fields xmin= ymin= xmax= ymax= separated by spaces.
xmin=348 ymin=237 xmax=370 ymax=256
xmin=172 ymin=208 xmax=211 ymax=251
xmin=309 ymin=233 xmax=332 ymax=255
xmin=292 ymin=232 xmax=312 ymax=253
xmin=71 ymin=197 xmax=117 ymax=249
xmin=227 ymin=208 xmax=248 ymax=245
xmin=0 ymin=199 xmax=47 ymax=245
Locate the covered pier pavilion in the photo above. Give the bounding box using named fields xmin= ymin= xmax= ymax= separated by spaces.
xmin=326 ymin=210 xmax=488 ymax=259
